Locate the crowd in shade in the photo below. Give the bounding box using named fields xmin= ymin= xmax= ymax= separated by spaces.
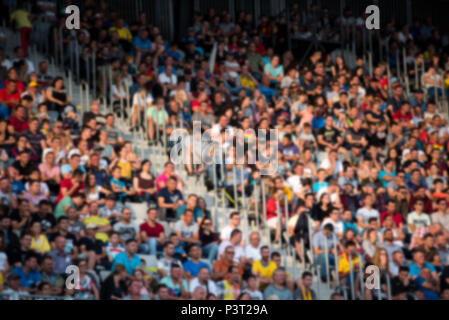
xmin=1 ymin=0 xmax=449 ymax=300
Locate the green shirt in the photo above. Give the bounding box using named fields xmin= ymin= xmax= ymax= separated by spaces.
xmin=54 ymin=196 xmax=73 ymax=218
xmin=146 ymin=107 xmax=168 ymax=126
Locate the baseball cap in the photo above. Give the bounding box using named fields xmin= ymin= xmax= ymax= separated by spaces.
xmin=60 ymin=164 xmax=72 ymax=175
xmin=68 ymin=149 xmax=80 ymax=159
xmin=28 ymin=81 xmax=38 ymax=87
xmin=42 ymin=148 xmax=54 ymax=159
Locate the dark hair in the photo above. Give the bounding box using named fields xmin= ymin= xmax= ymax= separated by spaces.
xmin=230 ymin=228 xmax=242 ymax=239
xmin=125 ymin=239 xmax=137 ymax=245
xmin=302 ymin=271 xmax=313 ymax=279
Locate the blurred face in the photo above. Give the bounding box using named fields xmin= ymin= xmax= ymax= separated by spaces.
xmin=184 ymin=211 xmax=193 ymax=224
xmin=303 ymin=275 xmax=313 ymax=287
xmin=127 ymin=241 xmax=138 ymax=254
xmin=231 ymin=214 xmax=240 ymax=227
xmin=190 ymin=246 xmax=201 ymax=259
xmin=414 ymin=251 xmax=425 ymax=264
xmin=261 ymin=247 xmax=270 ymax=260
xmin=250 ymin=233 xmax=260 ymax=247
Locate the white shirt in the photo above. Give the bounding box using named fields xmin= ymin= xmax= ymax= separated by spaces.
xmin=218 ymin=240 xmax=245 ymax=262
xmin=320 ymin=158 xmax=343 ymax=176
xmin=189 ymin=278 xmax=218 ymax=295
xmin=286 ymin=175 xmax=303 ymax=194
xmin=356 ymin=207 xmax=380 ymax=225
xmin=244 ymin=244 xmax=262 ymax=262
xmin=219 ymin=225 xmax=236 ymax=241
xmin=132 ymin=92 xmax=153 ymax=108
xmin=11 ymin=58 xmax=34 ymax=75
xmin=321 ymin=218 xmax=344 ymax=235
xmin=159 ymin=72 xmax=177 ymax=85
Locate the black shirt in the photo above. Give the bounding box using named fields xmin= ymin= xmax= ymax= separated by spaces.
xmin=317 ymin=126 xmax=339 ymax=150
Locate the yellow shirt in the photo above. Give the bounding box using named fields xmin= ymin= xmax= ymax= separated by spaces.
xmin=337 ymin=253 xmax=362 ymax=275
xmin=0 ymin=271 xmax=4 ymax=290
xmin=240 ymin=75 xmax=256 ymax=89
xmin=83 ymin=216 xmax=110 ymax=243
xmin=117 ymin=160 xmax=132 ymax=179
xmin=31 ymin=234 xmax=51 ymax=254
xmin=252 ymin=260 xmax=277 ymax=278
xmin=109 ymin=26 xmax=132 ymax=41
xmin=11 ymin=10 xmax=32 ymax=28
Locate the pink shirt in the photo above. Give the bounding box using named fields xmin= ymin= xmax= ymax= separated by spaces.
xmin=38 ymin=163 xmax=60 ymax=180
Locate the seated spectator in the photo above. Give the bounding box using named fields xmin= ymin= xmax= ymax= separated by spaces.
xmin=139 ymin=206 xmax=165 ymax=256
xmin=263 ymin=268 xmax=293 ymax=300
xmin=183 ymin=244 xmax=210 ymax=279
xmin=111 ymin=239 xmax=141 ymax=276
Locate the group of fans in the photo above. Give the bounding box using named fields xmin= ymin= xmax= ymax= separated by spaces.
xmin=0 ymin=0 xmax=449 ymax=300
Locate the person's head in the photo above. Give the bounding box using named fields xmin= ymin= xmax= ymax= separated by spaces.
xmin=163 ymin=241 xmax=175 ymax=257
xmin=127 ymin=279 xmax=142 ymax=296
xmin=167 ymin=176 xmax=177 ymax=191
xmin=383 ymin=228 xmax=394 ymax=242
xmin=229 ymin=211 xmax=240 ymax=227
xmin=229 ymin=228 xmax=242 ymax=245
xmin=157 ymin=284 xmax=170 ymax=300
xmin=188 ymin=244 xmax=201 ymax=259
xmin=125 ymin=239 xmax=138 ymax=255
xmin=147 ymin=207 xmax=158 ymax=222
xmin=191 ymin=286 xmax=206 ymax=300
xmin=330 ymin=292 xmax=343 ymax=300
xmin=184 ymin=209 xmax=194 ymax=225
xmin=260 ymin=245 xmax=270 ymax=261
xmin=413 ymin=249 xmax=425 ymax=265
xmin=272 ymin=268 xmax=286 ymax=286
xmin=19 ymin=232 xmax=32 ymax=249
xmin=249 ymin=231 xmax=260 ymax=247
xmin=24 ymin=254 xmax=38 ymax=270
xmin=228 ymin=265 xmax=241 ymax=284
xmin=322 ymin=223 xmax=334 ymax=237
xmin=170 ymin=264 xmax=183 ymax=280
xmin=224 ymin=245 xmax=235 ymax=261
xmin=41 ymin=255 xmax=54 ymax=274
xmin=302 ymin=271 xmax=313 ymax=288
xmin=197 ymin=266 xmax=210 ymax=282
xmin=29 ymin=221 xmax=42 ymax=236
xmin=414 ymin=199 xmax=424 ymax=212
xmin=392 ymin=250 xmax=404 ymax=266
xmin=271 ymin=251 xmax=281 ymax=267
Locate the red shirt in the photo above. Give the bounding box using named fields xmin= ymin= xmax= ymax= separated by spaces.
xmin=139 ymin=221 xmax=164 ymax=238
xmin=393 ymin=110 xmax=412 ymax=124
xmin=3 ymin=79 xmax=25 ymax=94
xmin=56 ymin=178 xmax=85 ymax=202
xmin=8 ymin=116 xmax=29 ymax=133
xmin=0 ymin=88 xmax=21 ymax=108
xmin=380 ymin=211 xmax=403 ymax=227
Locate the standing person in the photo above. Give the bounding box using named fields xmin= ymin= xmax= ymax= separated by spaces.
xmin=10 ymin=4 xmax=32 ymax=57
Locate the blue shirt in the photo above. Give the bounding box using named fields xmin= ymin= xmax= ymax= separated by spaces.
xmin=379 ymin=170 xmax=396 ymax=188
xmin=111 ymin=251 xmax=142 ymax=275
xmin=409 ymin=262 xmax=436 ymax=278
xmin=12 ymin=266 xmax=41 ymax=288
xmin=132 ymin=36 xmax=152 ymax=55
xmin=182 ymin=259 xmax=210 ymax=277
xmin=258 ymin=85 xmax=275 ymax=102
